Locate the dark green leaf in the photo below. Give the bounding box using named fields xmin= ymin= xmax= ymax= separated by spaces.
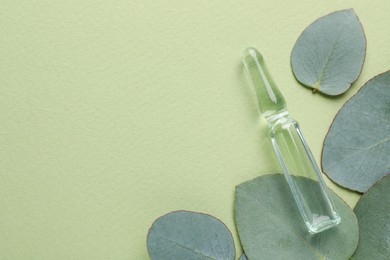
xmin=322 ymin=71 xmax=390 ymax=192
xmin=291 ymin=9 xmax=366 ymax=95
xmin=352 ymin=175 xmax=390 ymax=259
xmin=147 ymin=210 xmax=235 ymax=260
xmin=235 ymin=174 xmax=358 ymax=260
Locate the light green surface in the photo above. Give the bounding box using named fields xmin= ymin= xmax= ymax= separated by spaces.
xmin=0 ymin=1 xmax=389 ymax=259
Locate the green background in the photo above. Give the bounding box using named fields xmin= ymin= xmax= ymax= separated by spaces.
xmin=1 ymin=1 xmax=389 ymax=259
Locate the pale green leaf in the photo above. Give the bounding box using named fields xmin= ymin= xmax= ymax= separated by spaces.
xmin=291 ymin=9 xmax=366 ymax=95
xmin=235 ymin=174 xmax=358 ymax=260
xmin=147 ymin=210 xmax=235 ymax=260
xmin=352 ymin=175 xmax=390 ymax=259
xmin=322 ymin=71 xmax=390 ymax=192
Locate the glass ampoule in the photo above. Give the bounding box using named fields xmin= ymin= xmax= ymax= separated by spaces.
xmin=242 ymin=47 xmax=341 ymax=233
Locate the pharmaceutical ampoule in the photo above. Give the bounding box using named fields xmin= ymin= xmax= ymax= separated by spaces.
xmin=242 ymin=47 xmax=341 ymax=233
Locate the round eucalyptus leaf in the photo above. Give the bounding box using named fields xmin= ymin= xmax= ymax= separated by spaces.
xmin=235 ymin=174 xmax=358 ymax=260
xmin=147 ymin=210 xmax=235 ymax=260
xmin=322 ymin=71 xmax=390 ymax=192
xmin=352 ymin=175 xmax=390 ymax=259
xmin=291 ymin=9 xmax=366 ymax=95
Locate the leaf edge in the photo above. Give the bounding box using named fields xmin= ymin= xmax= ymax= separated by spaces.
xmin=290 ymin=8 xmax=367 ymax=96
xmin=321 ymin=70 xmax=390 ymax=193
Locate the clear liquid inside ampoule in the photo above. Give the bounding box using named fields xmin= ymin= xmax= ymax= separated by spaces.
xmin=269 ymin=114 xmax=341 ymax=233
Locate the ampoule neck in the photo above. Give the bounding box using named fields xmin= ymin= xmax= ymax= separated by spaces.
xmin=265 ymin=111 xmax=290 ymax=124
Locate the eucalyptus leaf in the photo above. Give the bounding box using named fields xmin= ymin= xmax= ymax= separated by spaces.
xmin=322 ymin=71 xmax=390 ymax=192
xmin=291 ymin=9 xmax=366 ymax=95
xmin=147 ymin=210 xmax=235 ymax=260
xmin=238 ymin=253 xmax=248 ymax=260
xmin=235 ymin=174 xmax=359 ymax=260
xmin=352 ymin=175 xmax=390 ymax=259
